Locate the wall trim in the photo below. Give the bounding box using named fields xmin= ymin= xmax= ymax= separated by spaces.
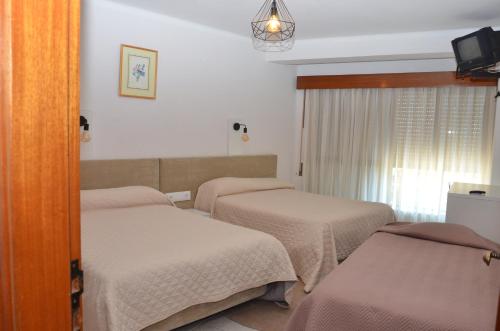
xmin=297 ymin=71 xmax=498 ymax=89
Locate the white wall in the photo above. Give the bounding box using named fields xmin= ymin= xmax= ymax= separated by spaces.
xmin=297 ymin=58 xmax=457 ymax=76
xmin=293 ymin=60 xmax=500 ymax=187
xmin=80 ymin=0 xmax=297 ymax=180
xmin=267 ymin=27 xmax=500 ymax=65
xmin=492 ymin=79 xmax=500 ymax=185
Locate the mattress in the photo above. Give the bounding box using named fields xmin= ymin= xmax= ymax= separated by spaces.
xmin=81 ymin=204 xmax=296 ymax=331
xmin=286 ymin=223 xmax=500 ymax=331
xmin=195 ymin=178 xmax=395 ymax=292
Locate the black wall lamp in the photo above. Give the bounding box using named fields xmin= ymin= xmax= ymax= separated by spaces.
xmin=233 ymin=122 xmax=250 ymax=142
xmin=80 ymin=116 xmax=91 ymax=142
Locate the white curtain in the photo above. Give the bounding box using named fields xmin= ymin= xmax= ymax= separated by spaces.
xmin=303 ymin=86 xmax=497 ymax=221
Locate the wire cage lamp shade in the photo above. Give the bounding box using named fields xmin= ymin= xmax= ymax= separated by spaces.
xmin=251 ymin=0 xmax=295 ymax=52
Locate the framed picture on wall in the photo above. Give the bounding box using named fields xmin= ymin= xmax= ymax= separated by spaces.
xmin=119 ymin=44 xmax=158 ymax=99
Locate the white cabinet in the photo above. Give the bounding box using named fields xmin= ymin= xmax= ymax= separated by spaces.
xmin=446 ymin=182 xmax=500 ymax=244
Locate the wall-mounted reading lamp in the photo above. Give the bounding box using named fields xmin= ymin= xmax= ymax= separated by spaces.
xmin=80 ymin=116 xmax=91 ymax=143
xmin=233 ymin=122 xmax=250 ymax=142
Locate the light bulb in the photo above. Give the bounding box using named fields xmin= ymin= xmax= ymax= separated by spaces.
xmin=80 ymin=131 xmax=91 ymax=143
xmin=266 ymin=14 xmax=281 ymax=33
xmin=241 ymin=132 xmax=250 ymax=142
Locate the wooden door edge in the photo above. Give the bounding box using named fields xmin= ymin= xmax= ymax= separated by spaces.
xmin=0 ymin=0 xmax=15 ymax=329
xmin=68 ymin=0 xmax=82 ymax=328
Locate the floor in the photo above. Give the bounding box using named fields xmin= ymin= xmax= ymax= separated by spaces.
xmin=177 ymin=317 xmax=257 ymax=331
xmin=178 ymin=282 xmax=308 ymax=331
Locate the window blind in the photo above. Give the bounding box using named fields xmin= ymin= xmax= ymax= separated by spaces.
xmin=303 ymin=86 xmax=496 ymax=221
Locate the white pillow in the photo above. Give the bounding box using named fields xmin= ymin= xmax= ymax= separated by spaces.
xmin=81 ymin=186 xmax=175 ymax=211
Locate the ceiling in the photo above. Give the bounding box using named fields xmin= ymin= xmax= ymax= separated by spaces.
xmin=110 ymin=0 xmax=500 ymax=39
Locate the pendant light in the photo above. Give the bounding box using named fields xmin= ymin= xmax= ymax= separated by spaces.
xmin=251 ymin=0 xmax=295 ymax=52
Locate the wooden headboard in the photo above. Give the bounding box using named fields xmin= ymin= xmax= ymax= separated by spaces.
xmin=80 ymin=155 xmax=278 ymax=208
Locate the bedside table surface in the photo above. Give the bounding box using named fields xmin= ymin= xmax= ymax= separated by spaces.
xmin=449 ymin=182 xmax=500 ymax=202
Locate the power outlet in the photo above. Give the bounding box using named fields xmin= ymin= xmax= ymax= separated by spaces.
xmin=165 ymin=191 xmax=191 ymax=202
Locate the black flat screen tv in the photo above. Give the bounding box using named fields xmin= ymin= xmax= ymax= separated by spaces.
xmin=452 ymin=27 xmax=500 ymax=74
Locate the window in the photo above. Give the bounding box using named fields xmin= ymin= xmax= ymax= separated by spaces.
xmin=303 ymin=86 xmax=496 ymax=221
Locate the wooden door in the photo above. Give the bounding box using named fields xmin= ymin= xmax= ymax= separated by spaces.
xmin=0 ymin=0 xmax=81 ymax=330
xmin=496 ymin=293 xmax=500 ymax=331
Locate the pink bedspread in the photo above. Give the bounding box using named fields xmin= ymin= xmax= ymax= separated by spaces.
xmin=286 ymin=223 xmax=500 ymax=331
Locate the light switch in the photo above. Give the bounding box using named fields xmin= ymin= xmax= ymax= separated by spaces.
xmin=165 ymin=191 xmax=191 ymax=202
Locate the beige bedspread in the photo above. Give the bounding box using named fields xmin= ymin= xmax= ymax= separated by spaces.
xmin=286 ymin=223 xmax=500 ymax=331
xmin=82 ymin=205 xmax=296 ymax=331
xmin=195 ymin=178 xmax=395 ymax=292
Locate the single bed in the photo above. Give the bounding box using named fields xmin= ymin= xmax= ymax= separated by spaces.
xmin=286 ymin=222 xmax=500 ymax=331
xmin=81 ymin=186 xmax=297 ymax=331
xmin=194 ymin=177 xmax=396 ymax=292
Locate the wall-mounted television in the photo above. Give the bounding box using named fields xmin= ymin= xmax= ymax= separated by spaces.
xmin=451 ymin=27 xmax=500 ymax=74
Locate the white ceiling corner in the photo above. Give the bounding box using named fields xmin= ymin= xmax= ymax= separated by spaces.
xmin=108 ymin=0 xmax=500 ymax=40
xmin=105 ymin=0 xmax=500 ymax=64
